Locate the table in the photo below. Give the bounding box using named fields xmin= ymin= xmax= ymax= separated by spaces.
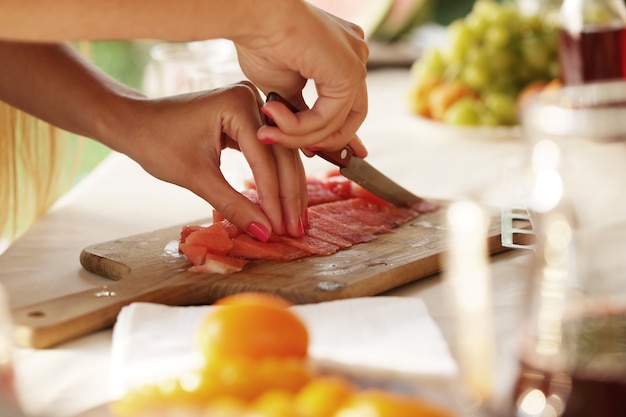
xmin=0 ymin=69 xmax=533 ymax=417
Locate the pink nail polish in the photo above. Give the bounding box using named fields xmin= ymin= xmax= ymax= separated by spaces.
xmin=247 ymin=222 xmax=270 ymax=242
xmin=259 ymin=137 xmax=277 ymax=145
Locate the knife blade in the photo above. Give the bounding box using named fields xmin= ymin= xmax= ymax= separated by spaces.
xmin=265 ymin=92 xmax=423 ymax=207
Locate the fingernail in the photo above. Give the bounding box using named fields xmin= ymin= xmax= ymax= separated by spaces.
xmin=261 ymin=106 xmax=275 ymax=126
xmin=306 ymin=146 xmax=322 ymax=152
xmin=259 ymin=137 xmax=277 ymax=145
xmin=247 ymin=222 xmax=270 ymax=242
xmin=297 ymin=217 xmax=305 ymax=236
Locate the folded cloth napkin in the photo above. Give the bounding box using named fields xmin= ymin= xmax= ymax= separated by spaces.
xmin=109 ymin=296 xmax=458 ymax=400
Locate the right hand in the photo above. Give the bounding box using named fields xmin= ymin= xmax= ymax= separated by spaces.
xmin=232 ymin=0 xmax=369 ymax=157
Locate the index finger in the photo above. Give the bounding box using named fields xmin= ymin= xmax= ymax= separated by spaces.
xmin=258 ymin=80 xmax=368 ymax=151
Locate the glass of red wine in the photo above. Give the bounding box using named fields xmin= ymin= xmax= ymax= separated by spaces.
xmin=511 ymin=80 xmax=626 ymax=417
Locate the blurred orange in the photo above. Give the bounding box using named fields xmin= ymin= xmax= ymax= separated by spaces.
xmin=428 ymin=81 xmax=476 ymax=121
xmin=215 ymin=291 xmax=293 ymax=308
xmin=518 ymin=78 xmax=562 ymax=109
xmin=196 ymin=292 xmax=309 ymax=362
xmin=334 ymin=389 xmax=454 ymax=417
xmin=295 ymin=375 xmax=355 ymax=417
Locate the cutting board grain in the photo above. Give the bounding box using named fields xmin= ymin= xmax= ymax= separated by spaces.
xmin=11 ymin=203 xmax=523 ymax=348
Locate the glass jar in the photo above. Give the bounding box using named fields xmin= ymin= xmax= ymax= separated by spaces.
xmin=511 ymin=80 xmax=626 ymax=417
xmin=558 ymin=0 xmax=626 ymax=85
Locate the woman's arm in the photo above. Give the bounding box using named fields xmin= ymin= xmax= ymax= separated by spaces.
xmin=0 ymin=41 xmax=307 ymax=238
xmin=0 ymin=0 xmax=369 ymax=156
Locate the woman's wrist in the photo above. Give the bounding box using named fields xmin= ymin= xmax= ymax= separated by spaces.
xmin=92 ymin=90 xmax=149 ymax=157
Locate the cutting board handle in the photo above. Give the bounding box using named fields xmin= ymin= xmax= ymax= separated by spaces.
xmin=11 ymin=270 xmax=213 ymax=349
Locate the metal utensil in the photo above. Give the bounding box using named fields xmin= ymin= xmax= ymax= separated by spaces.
xmin=265 ymin=92 xmax=423 ymax=207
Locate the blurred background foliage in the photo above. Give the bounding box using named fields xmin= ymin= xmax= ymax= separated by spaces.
xmin=434 ymin=0 xmax=476 ymax=24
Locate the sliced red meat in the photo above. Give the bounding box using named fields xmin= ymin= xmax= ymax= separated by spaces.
xmin=179 ymin=243 xmax=207 ymax=266
xmin=321 ymin=175 xmax=353 ymax=200
xmin=306 ymin=178 xmax=344 ymax=206
xmin=307 ymin=209 xmax=379 ymax=245
xmin=179 ymin=172 xmax=432 ymax=274
xmin=217 ymin=219 xmax=244 ymax=239
xmin=305 ymin=225 xmax=353 ymax=249
xmin=228 ymin=234 xmax=310 ymax=261
xmin=183 ymin=223 xmax=233 ymax=255
xmin=180 ymin=225 xmax=204 ymax=244
xmin=188 ymin=252 xmax=248 ymax=274
xmin=278 ymin=234 xmax=340 ymax=256
xmin=309 ymin=200 xmax=388 ymax=234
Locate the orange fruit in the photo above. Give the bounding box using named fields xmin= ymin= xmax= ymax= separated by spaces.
xmin=215 ymin=291 xmax=293 ymax=308
xmin=196 ymin=292 xmax=309 ymax=362
xmin=295 ymin=376 xmax=355 ymax=417
xmin=428 ymin=81 xmax=476 ymax=121
xmin=333 ymin=389 xmax=454 ymax=417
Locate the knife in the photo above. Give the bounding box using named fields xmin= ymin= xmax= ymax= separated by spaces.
xmin=265 ymin=92 xmax=423 ymax=207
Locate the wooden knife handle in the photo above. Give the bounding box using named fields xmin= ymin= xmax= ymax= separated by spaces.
xmin=264 ymin=92 xmax=353 ymax=169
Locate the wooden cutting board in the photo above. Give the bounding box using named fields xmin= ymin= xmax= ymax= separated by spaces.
xmin=11 ymin=202 xmax=521 ymax=348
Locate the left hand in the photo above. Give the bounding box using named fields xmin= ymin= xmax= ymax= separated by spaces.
xmin=113 ymin=82 xmax=308 ymax=238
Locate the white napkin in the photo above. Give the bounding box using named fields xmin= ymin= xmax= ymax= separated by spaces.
xmin=109 ymin=297 xmax=458 ymax=400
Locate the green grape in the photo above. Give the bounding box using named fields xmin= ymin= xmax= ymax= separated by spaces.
xmin=499 ymin=4 xmax=523 ymax=33
xmin=462 ymin=46 xmax=490 ymax=91
xmin=443 ymin=97 xmax=482 ymax=126
xmin=411 ymin=48 xmax=447 ymax=80
xmin=465 ymin=12 xmax=490 ymax=38
xmin=407 ymin=0 xmax=561 ymax=128
xmin=485 ymin=24 xmax=512 ymax=49
xmin=488 ymin=48 xmax=515 ymax=73
xmin=447 ymin=20 xmax=475 ymax=64
xmin=483 ymin=91 xmax=518 ymax=125
xmin=479 ymin=109 xmax=500 ymax=127
xmin=462 ymin=66 xmax=489 ymax=91
xmin=520 ymin=35 xmax=550 ymax=72
xmin=471 ymin=0 xmax=503 ymax=23
xmin=547 ymin=60 xmax=560 ymax=80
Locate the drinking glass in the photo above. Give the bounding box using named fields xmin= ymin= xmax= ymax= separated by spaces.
xmin=511 ymin=81 xmax=626 ymax=417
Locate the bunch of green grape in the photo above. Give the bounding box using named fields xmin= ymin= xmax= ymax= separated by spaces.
xmin=409 ymin=0 xmax=560 ymax=126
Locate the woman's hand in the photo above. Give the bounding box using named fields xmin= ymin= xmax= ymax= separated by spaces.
xmin=116 ymin=82 xmax=308 ymax=240
xmin=233 ymin=1 xmax=369 ymax=158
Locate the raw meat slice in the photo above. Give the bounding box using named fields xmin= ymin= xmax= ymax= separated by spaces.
xmin=307 ymin=211 xmax=378 ymax=245
xmin=305 ymin=178 xmax=345 ymax=206
xmin=179 ymin=173 xmax=437 ymax=274
xmin=309 ymin=201 xmax=388 ymax=235
xmin=228 ymin=234 xmax=310 ymax=261
xmin=178 ymin=243 xmax=207 ymax=266
xmin=180 ymin=225 xmax=204 ymax=244
xmin=305 ymin=225 xmax=353 ymax=249
xmin=278 ymin=234 xmax=340 ymax=256
xmin=183 ymin=223 xmax=233 ymax=255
